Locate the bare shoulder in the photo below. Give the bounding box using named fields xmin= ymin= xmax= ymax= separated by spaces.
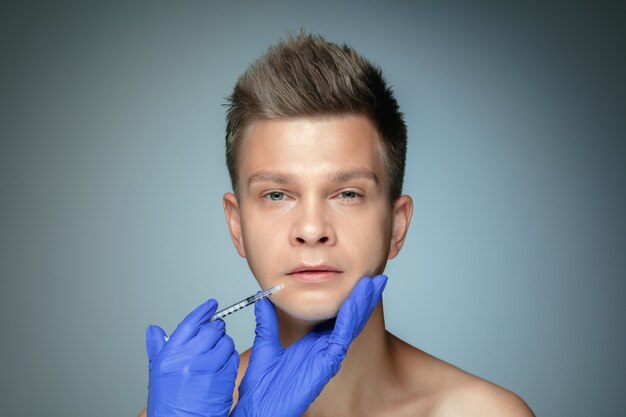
xmin=430 ymin=375 xmax=535 ymax=417
xmin=387 ymin=333 xmax=534 ymax=417
xmin=233 ymin=347 xmax=251 ymax=405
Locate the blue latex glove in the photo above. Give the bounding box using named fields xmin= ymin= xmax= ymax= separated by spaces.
xmin=231 ymin=275 xmax=388 ymax=417
xmin=146 ymin=299 xmax=239 ymax=417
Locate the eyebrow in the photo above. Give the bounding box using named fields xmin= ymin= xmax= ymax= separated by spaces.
xmin=331 ymin=168 xmax=379 ymax=184
xmin=247 ymin=168 xmax=378 ymax=187
xmin=247 ymin=171 xmax=296 ymax=186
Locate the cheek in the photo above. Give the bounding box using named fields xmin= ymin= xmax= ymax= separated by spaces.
xmin=240 ymin=211 xmax=284 ymax=280
xmin=341 ymin=212 xmax=392 ymax=267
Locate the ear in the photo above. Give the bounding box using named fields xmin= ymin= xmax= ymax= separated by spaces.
xmin=223 ymin=192 xmax=247 ymax=258
xmin=388 ymin=195 xmax=413 ymax=260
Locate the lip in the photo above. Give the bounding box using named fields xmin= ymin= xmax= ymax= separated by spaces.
xmin=287 ymin=264 xmax=342 ymax=283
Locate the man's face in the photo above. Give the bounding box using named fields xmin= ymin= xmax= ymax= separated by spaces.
xmin=223 ymin=115 xmax=411 ymax=322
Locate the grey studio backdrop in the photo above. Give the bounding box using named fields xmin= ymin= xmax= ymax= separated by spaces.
xmin=1 ymin=1 xmax=624 ymax=416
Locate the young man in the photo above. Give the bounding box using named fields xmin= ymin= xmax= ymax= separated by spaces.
xmin=140 ymin=33 xmax=534 ymax=416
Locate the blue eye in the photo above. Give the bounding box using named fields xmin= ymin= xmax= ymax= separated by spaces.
xmin=340 ymin=191 xmax=359 ymax=199
xmin=265 ymin=191 xmax=286 ymax=201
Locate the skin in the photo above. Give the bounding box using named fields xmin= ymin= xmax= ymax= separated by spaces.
xmin=224 ymin=115 xmax=409 ymax=339
xmin=139 ymin=115 xmax=534 ymax=417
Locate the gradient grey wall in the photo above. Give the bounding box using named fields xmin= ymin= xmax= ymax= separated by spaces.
xmin=1 ymin=1 xmax=624 ymax=416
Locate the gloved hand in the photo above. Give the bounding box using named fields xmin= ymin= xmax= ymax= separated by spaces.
xmin=145 ymin=299 xmax=239 ymax=417
xmin=230 ymin=275 xmax=388 ymax=417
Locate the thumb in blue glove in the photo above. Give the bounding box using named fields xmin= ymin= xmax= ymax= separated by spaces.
xmin=231 ymin=275 xmax=388 ymax=417
xmin=146 ymin=299 xmax=240 ymax=417
xmin=146 ymin=325 xmax=167 ymax=367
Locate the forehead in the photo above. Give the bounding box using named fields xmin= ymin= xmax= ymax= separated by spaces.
xmin=238 ymin=115 xmax=386 ymax=182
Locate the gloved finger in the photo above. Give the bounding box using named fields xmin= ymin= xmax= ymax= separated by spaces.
xmin=167 ymin=299 xmax=219 ymax=350
xmin=325 ymin=295 xmax=356 ymax=362
xmin=251 ymin=297 xmax=282 ymax=355
xmin=368 ymin=275 xmax=388 ymax=312
xmin=352 ymin=275 xmax=387 ymax=323
xmin=191 ymin=333 xmax=237 ymax=373
xmin=339 ymin=277 xmax=375 ymax=338
xmin=180 ymin=319 xmax=226 ymax=355
xmin=328 ymin=276 xmax=383 ymax=355
xmin=219 ymin=348 xmax=241 ymax=375
xmin=146 ymin=324 xmax=167 ymax=363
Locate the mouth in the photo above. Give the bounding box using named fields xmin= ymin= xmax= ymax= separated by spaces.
xmin=286 ymin=264 xmax=342 ymax=283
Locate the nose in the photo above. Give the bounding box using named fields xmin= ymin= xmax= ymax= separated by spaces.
xmin=289 ymin=199 xmax=336 ymax=246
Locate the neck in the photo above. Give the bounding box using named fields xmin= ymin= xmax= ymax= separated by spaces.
xmin=277 ymin=301 xmax=397 ymax=416
xmin=275 ymin=309 xmax=322 ymax=347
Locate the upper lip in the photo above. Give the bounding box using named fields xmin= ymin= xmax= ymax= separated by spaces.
xmin=287 ymin=264 xmax=341 ymax=274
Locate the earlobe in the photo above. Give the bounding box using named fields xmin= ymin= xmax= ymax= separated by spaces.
xmin=223 ymin=192 xmax=247 ymax=258
xmin=388 ymin=195 xmax=413 ymax=260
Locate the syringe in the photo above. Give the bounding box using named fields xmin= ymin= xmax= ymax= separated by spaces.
xmin=209 ymin=283 xmax=285 ymax=322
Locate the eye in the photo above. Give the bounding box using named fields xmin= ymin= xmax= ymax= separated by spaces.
xmin=339 ymin=190 xmax=360 ymax=200
xmin=263 ymin=191 xmax=286 ymax=201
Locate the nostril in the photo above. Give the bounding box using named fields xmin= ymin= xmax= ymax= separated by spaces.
xmin=292 ymin=235 xmax=331 ymax=245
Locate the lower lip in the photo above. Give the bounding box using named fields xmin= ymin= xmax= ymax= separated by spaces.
xmin=288 ymin=271 xmax=340 ymax=283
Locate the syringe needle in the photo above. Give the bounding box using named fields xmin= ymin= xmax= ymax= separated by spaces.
xmin=209 ymin=283 xmax=285 ymax=322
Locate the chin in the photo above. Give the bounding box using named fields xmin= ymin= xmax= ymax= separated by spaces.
xmin=273 ymin=296 xmax=342 ymax=322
